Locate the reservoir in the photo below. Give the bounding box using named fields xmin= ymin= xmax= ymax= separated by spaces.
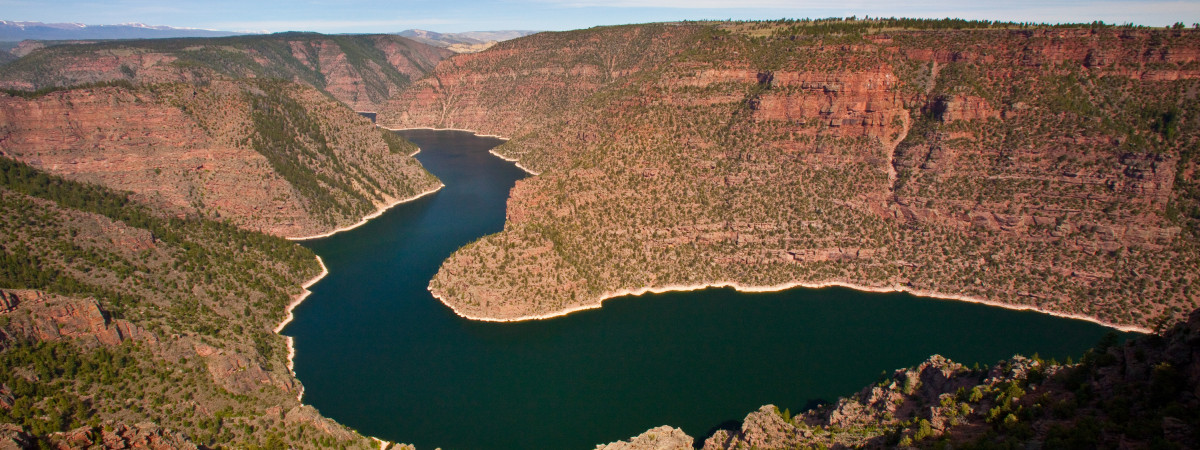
xmin=284 ymin=129 xmax=1130 ymax=450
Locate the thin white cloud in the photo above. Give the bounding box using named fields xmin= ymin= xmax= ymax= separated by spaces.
xmin=534 ymin=0 xmax=982 ymax=8
xmin=210 ymin=17 xmax=456 ymax=32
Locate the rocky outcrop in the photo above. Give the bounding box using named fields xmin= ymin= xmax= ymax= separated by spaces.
xmin=0 ymin=423 xmax=34 ymax=450
xmin=0 ymin=291 xmax=16 ymax=313
xmin=48 ymin=422 xmax=197 ymax=449
xmin=595 ymin=425 xmax=694 ymax=450
xmin=0 ymin=289 xmax=154 ymax=348
xmin=193 ymin=342 xmax=299 ymax=397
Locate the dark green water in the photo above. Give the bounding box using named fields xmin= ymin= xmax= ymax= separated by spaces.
xmin=285 ymin=129 xmax=1129 ymax=450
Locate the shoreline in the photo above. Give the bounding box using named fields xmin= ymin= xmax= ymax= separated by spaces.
xmin=488 ymin=148 xmax=540 ymax=176
xmin=381 ymin=126 xmax=512 ymax=140
xmin=285 ymin=184 xmax=444 ymax=241
xmin=429 ymin=280 xmax=1151 ymax=333
xmin=384 ymin=127 xmax=540 ymax=176
xmin=386 ymin=126 xmax=540 ymax=175
xmin=276 ymin=255 xmax=330 ymax=401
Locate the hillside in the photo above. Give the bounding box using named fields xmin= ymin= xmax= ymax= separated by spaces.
xmin=0 ymin=79 xmax=440 ymax=238
xmin=0 ymin=32 xmax=453 ymax=111
xmin=379 ymin=20 xmax=1200 ymax=330
xmin=0 ymin=159 xmax=394 ymax=448
xmin=397 ymin=29 xmax=539 ymax=53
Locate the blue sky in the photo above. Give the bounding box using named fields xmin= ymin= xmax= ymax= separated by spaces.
xmin=2 ymin=0 xmax=1198 ymax=33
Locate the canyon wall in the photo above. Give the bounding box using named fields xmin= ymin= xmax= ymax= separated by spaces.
xmin=0 ymin=80 xmax=439 ymax=237
xmin=382 ymin=23 xmax=1200 ymax=329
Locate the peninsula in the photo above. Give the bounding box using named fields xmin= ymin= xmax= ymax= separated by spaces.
xmin=380 ymin=20 xmax=1200 ymax=331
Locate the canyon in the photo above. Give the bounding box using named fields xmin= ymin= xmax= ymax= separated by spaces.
xmin=0 ymin=19 xmax=1198 ymax=449
xmin=0 ymin=79 xmax=440 ymax=238
xmin=381 ymin=22 xmax=1200 ymax=330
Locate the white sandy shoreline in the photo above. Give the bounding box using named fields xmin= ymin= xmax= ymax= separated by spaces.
xmin=285 ymin=184 xmax=444 ymax=241
xmin=384 ymin=127 xmax=541 ymax=176
xmin=275 ymin=255 xmax=329 ymax=401
xmin=381 ymin=126 xmax=512 ymax=140
xmin=488 ymin=148 xmax=540 ymax=175
xmin=429 ymin=280 xmax=1151 ymax=333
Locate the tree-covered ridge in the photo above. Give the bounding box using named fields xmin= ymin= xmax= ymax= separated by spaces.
xmin=0 ymin=32 xmax=454 ymax=110
xmin=387 ymin=22 xmax=1200 ymax=328
xmin=0 ymin=156 xmax=314 ymax=337
xmin=0 ymin=159 xmax=387 ymax=447
xmin=240 ymin=79 xmax=439 ymax=227
xmin=0 ymin=79 xmax=439 ymax=237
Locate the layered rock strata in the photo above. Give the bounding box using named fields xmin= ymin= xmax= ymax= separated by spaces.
xmin=383 ymin=22 xmax=1200 ymax=329
xmin=0 ymin=80 xmax=439 ymax=237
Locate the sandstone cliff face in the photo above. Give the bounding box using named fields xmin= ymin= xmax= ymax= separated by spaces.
xmin=0 ymin=34 xmax=453 ymax=111
xmin=394 ymin=22 xmax=1199 ymax=328
xmin=381 ymin=24 xmax=702 ymax=135
xmin=0 ymin=81 xmax=438 ymax=237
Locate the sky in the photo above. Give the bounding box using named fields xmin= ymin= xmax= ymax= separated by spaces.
xmin=2 ymin=0 xmax=1198 ymax=33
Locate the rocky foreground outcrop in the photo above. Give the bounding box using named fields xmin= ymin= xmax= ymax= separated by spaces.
xmin=596 ymin=425 xmax=694 ymax=450
xmin=387 ymin=21 xmax=1200 ymax=329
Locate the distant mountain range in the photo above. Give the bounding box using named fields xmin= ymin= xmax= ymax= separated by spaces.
xmin=397 ymin=29 xmax=538 ymax=52
xmin=0 ymin=20 xmax=247 ymax=41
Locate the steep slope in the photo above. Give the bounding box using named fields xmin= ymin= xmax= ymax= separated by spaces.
xmin=381 ymin=21 xmax=1200 ymax=329
xmin=0 ymin=80 xmax=440 ymax=238
xmin=0 ymin=159 xmax=392 ymax=448
xmin=0 ymin=32 xmax=453 ymax=111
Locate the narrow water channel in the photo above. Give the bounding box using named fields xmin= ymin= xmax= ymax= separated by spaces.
xmin=284 ymin=129 xmax=1127 ymax=450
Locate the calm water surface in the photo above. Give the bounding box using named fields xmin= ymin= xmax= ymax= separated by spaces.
xmin=285 ymin=129 xmax=1128 ymax=450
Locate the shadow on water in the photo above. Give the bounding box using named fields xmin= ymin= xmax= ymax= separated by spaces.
xmin=803 ymin=398 xmax=829 ymax=411
xmin=285 ymin=130 xmax=1135 ymax=450
xmin=699 ymin=419 xmax=744 ymax=448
